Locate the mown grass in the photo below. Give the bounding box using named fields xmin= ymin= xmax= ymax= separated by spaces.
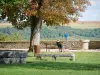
xmin=0 ymin=52 xmax=100 ymax=75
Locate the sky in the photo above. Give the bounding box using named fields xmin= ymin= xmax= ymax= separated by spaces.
xmin=79 ymin=0 xmax=100 ymax=21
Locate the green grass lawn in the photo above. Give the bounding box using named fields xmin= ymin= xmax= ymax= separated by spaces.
xmin=0 ymin=52 xmax=100 ymax=75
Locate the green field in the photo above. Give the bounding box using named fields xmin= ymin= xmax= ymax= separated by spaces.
xmin=0 ymin=22 xmax=100 ymax=29
xmin=69 ymin=21 xmax=100 ymax=29
xmin=0 ymin=52 xmax=100 ymax=75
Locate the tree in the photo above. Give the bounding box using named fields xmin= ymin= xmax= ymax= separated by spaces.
xmin=0 ymin=0 xmax=90 ymax=54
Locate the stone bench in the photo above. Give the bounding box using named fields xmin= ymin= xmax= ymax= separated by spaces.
xmin=0 ymin=49 xmax=28 ymax=64
xmin=35 ymin=53 xmax=75 ymax=61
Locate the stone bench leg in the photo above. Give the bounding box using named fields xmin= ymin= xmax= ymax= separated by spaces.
xmin=52 ymin=56 xmax=56 ymax=61
xmin=36 ymin=56 xmax=42 ymax=60
xmin=70 ymin=54 xmax=75 ymax=61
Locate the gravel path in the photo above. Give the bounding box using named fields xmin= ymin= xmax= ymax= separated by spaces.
xmin=41 ymin=49 xmax=100 ymax=52
xmin=0 ymin=48 xmax=100 ymax=52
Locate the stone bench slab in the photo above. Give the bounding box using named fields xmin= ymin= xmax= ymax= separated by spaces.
xmin=35 ymin=53 xmax=75 ymax=61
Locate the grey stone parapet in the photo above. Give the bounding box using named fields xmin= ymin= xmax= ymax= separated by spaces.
xmin=0 ymin=49 xmax=28 ymax=64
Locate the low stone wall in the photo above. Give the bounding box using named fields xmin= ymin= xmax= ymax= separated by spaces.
xmin=0 ymin=49 xmax=28 ymax=64
xmin=0 ymin=40 xmax=100 ymax=50
xmin=0 ymin=41 xmax=30 ymax=49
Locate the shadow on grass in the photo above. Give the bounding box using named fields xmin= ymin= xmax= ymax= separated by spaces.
xmin=0 ymin=61 xmax=100 ymax=70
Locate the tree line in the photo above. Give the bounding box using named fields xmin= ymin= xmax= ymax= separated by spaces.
xmin=0 ymin=25 xmax=100 ymax=41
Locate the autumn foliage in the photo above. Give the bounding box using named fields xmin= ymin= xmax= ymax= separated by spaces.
xmin=0 ymin=0 xmax=90 ymax=27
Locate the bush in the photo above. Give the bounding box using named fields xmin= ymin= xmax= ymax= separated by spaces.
xmin=0 ymin=32 xmax=24 ymax=41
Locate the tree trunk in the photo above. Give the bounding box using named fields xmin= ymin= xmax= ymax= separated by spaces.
xmin=29 ymin=16 xmax=42 ymax=55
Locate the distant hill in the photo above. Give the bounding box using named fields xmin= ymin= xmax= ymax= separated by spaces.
xmin=68 ymin=21 xmax=100 ymax=29
xmin=0 ymin=21 xmax=100 ymax=41
xmin=0 ymin=21 xmax=100 ymax=29
xmin=0 ymin=25 xmax=100 ymax=41
xmin=41 ymin=25 xmax=100 ymax=40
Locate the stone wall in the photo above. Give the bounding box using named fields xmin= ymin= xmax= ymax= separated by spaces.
xmin=0 ymin=50 xmax=27 ymax=64
xmin=0 ymin=40 xmax=100 ymax=49
xmin=0 ymin=41 xmax=30 ymax=49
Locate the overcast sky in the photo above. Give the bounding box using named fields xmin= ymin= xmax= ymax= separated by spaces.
xmin=79 ymin=0 xmax=100 ymax=21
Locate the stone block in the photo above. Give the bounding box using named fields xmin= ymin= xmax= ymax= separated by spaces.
xmin=0 ymin=50 xmax=28 ymax=64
